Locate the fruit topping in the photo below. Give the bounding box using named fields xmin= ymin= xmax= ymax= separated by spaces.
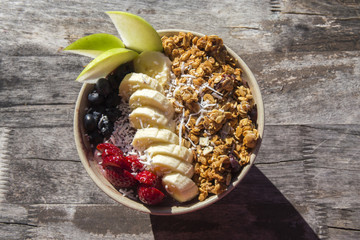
xmin=136 ymin=170 xmax=158 ymax=187
xmin=105 ymin=92 xmax=121 ymax=108
xmin=137 ymin=186 xmax=165 ymax=205
xmin=87 ymin=131 xmax=103 ymax=145
xmin=106 ymin=11 xmax=163 ymax=53
xmin=96 ymin=143 xmax=164 ymax=205
xmin=101 ymin=155 xmax=124 ymax=168
xmin=76 ymin=48 xmax=138 ymax=83
xmin=123 ymin=155 xmax=144 ymax=172
xmin=104 ymin=167 xmax=137 ymax=188
xmin=84 ymin=75 xmax=126 ymax=145
xmin=162 ymin=173 xmax=198 ymax=203
xmin=133 ymin=51 xmax=171 ymax=87
xmin=95 ymin=78 xmax=112 ymax=96
xmin=84 ymin=113 xmax=97 ymax=131
xmin=63 ymin=33 xmax=125 ymax=58
xmin=88 ymin=91 xmax=105 ymax=106
xmin=97 ymin=143 xmax=124 ymax=157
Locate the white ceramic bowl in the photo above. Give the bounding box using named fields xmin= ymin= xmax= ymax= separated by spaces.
xmin=74 ymin=30 xmax=264 ymax=215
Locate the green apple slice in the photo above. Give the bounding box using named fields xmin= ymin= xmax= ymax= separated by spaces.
xmin=106 ymin=11 xmax=163 ymax=53
xmin=64 ymin=33 xmax=125 ymax=58
xmin=76 ymin=48 xmax=138 ymax=83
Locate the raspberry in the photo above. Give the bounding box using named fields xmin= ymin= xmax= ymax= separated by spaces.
xmin=136 ymin=170 xmax=158 ymax=186
xmin=104 ymin=167 xmax=137 ymax=188
xmin=137 ymin=186 xmax=165 ymax=205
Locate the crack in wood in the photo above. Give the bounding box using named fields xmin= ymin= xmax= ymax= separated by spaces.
xmin=0 ymin=124 xmax=73 ymax=129
xmin=22 ymin=157 xmax=80 ymax=163
xmin=311 ymin=166 xmax=360 ymax=172
xmin=0 ymin=102 xmax=75 ymax=108
xmin=255 ymin=158 xmax=307 ymax=165
xmin=0 ymin=221 xmax=38 ymax=228
xmin=224 ymin=26 xmax=260 ymax=30
xmin=300 ymin=125 xmax=360 ymax=137
xmin=327 ymin=225 xmax=360 ymax=232
xmin=281 ymin=11 xmax=327 ymax=16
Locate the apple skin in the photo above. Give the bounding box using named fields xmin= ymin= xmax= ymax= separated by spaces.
xmin=76 ymin=48 xmax=138 ymax=83
xmin=106 ymin=11 xmax=163 ymax=53
xmin=64 ymin=33 xmax=125 ymax=58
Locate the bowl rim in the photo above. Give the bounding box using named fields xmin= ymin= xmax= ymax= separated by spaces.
xmin=74 ymin=29 xmax=265 ymax=215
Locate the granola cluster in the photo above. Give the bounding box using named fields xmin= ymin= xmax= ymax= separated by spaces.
xmin=161 ymin=32 xmax=259 ymax=201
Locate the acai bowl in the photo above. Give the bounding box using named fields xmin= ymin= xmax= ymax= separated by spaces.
xmin=69 ymin=12 xmax=264 ymax=215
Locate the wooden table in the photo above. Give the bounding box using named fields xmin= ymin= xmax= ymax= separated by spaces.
xmin=1 ymin=0 xmax=359 ymax=239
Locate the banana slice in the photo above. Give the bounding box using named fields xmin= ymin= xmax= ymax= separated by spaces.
xmin=132 ymin=128 xmax=179 ymax=151
xmin=146 ymin=144 xmax=193 ymax=163
xmin=151 ymin=155 xmax=194 ymax=178
xmin=129 ymin=89 xmax=174 ymax=118
xmin=162 ymin=173 xmax=198 ymax=202
xmin=133 ymin=51 xmax=171 ymax=87
xmin=119 ymin=72 xmax=164 ymax=99
xmin=129 ymin=106 xmax=175 ymax=131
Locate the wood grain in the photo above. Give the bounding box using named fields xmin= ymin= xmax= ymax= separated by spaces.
xmin=1 ymin=0 xmax=360 ymax=239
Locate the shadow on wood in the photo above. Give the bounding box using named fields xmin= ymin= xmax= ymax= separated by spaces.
xmin=150 ymin=166 xmax=319 ymax=240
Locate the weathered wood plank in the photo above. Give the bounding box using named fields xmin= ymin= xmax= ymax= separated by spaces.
xmin=1 ymin=105 xmax=74 ymax=128
xmin=2 ymin=124 xmax=359 ymax=239
xmin=326 ymin=207 xmax=360 ymax=231
xmin=244 ymin=51 xmax=360 ymax=125
xmin=5 ymin=157 xmax=113 ymax=204
xmin=26 ymin=204 xmax=154 ymax=240
xmin=0 ymin=224 xmax=31 ymax=240
xmin=0 ymin=204 xmax=32 ymax=240
xmin=8 ymin=127 xmax=77 ymax=161
xmin=0 ymin=56 xmax=83 ymax=107
xmin=1 ymin=0 xmax=359 ymax=57
xmin=1 ymin=50 xmax=360 ymax=125
xmin=4 ymin=124 xmax=359 ymax=205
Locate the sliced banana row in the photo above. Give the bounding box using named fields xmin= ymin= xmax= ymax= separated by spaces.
xmin=119 ymin=72 xmax=164 ymax=99
xmin=146 ymin=143 xmax=193 ymax=163
xmin=129 ymin=107 xmax=176 ymax=132
xmin=129 ymin=88 xmax=174 ymax=118
xmin=133 ymin=51 xmax=171 ymax=87
xmin=119 ymin=52 xmax=198 ymax=202
xmin=162 ymin=173 xmax=199 ymax=203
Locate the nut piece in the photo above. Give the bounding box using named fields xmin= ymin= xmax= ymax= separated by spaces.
xmin=199 ymin=137 xmax=210 ymax=146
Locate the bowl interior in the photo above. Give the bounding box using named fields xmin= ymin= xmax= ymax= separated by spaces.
xmin=74 ymin=30 xmax=264 ymax=215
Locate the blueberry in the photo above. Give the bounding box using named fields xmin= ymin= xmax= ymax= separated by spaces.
xmin=88 ymin=131 xmax=103 ymax=145
xmin=101 ymin=124 xmax=113 ymax=138
xmin=107 ymin=74 xmax=120 ymax=92
xmin=84 ymin=113 xmax=97 ymax=131
xmin=105 ymin=107 xmax=121 ymax=122
xmin=88 ymin=91 xmax=104 ymax=106
xmin=87 ymin=106 xmax=105 ymax=125
xmin=114 ymin=62 xmax=134 ymax=83
xmin=105 ymin=92 xmax=120 ymax=108
xmin=95 ymin=78 xmax=111 ymax=96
